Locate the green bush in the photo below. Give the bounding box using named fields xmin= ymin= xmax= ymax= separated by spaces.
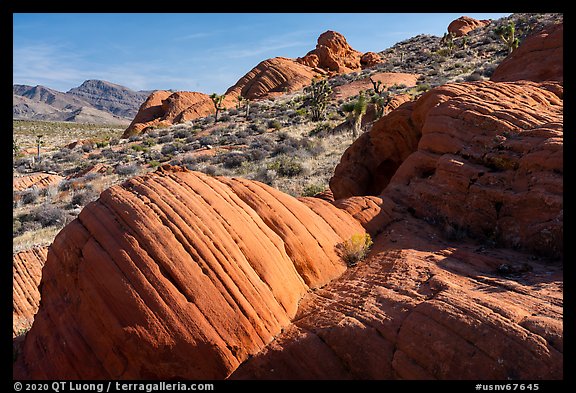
xmin=339 ymin=233 xmax=373 ymax=267
xmin=301 ymin=184 xmax=325 ymax=197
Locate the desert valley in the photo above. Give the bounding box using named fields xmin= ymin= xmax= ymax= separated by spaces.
xmin=13 ymin=13 xmax=563 ymax=380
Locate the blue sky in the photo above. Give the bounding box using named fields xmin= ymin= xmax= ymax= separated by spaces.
xmin=13 ymin=13 xmax=510 ymax=94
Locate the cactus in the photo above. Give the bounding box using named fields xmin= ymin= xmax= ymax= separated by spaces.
xmin=210 ymin=93 xmax=225 ymax=123
xmin=35 ymin=134 xmax=44 ymax=161
xmin=304 ymin=78 xmax=332 ymax=121
xmin=236 ymin=94 xmax=250 ymax=117
xmin=494 ymin=22 xmax=519 ymax=54
xmin=441 ymin=32 xmax=456 ymax=55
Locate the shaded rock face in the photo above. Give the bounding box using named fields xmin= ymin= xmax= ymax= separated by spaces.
xmin=447 ymin=16 xmax=491 ymax=37
xmin=224 ymin=57 xmax=322 ymax=103
xmin=331 ymin=80 xmax=563 ymax=258
xmin=491 ymin=22 xmax=563 ymax=83
xmin=13 ymin=247 xmax=48 ymax=337
xmin=297 ymin=30 xmax=362 ymax=73
xmin=231 ymin=216 xmax=563 ymax=380
xmin=122 ymin=91 xmax=214 ymax=137
xmin=14 ymin=166 xmax=364 ymax=379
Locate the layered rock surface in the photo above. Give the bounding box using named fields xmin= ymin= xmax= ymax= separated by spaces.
xmin=13 ymin=247 xmax=48 ymax=337
xmin=123 ymin=91 xmax=214 ymax=137
xmin=491 ymin=22 xmax=563 ymax=83
xmin=14 ymin=166 xmax=364 ymax=379
xmin=331 ymin=80 xmax=563 ymax=258
xmin=232 ymin=216 xmax=562 ymax=379
xmin=13 ymin=173 xmax=64 ymax=192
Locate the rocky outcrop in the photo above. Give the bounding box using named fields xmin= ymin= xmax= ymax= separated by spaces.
xmin=491 ymin=22 xmax=563 ymax=83
xmin=231 ymin=215 xmax=563 ymax=379
xmin=447 ymin=16 xmax=491 ymax=37
xmin=122 ymin=91 xmax=214 ymax=137
xmin=13 ymin=173 xmax=64 ymax=192
xmin=297 ymin=31 xmax=362 ymax=73
xmin=223 ymin=57 xmax=323 ymax=104
xmin=360 ymin=52 xmax=383 ymax=68
xmin=331 ymin=72 xmax=419 ymax=101
xmin=331 ymin=80 xmax=563 ymax=258
xmin=14 ymin=166 xmax=365 ymax=379
xmin=13 ymin=247 xmax=48 ymax=337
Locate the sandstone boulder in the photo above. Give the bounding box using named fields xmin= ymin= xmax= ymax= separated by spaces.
xmin=231 ymin=215 xmax=562 ymax=379
xmin=13 ymin=173 xmax=64 ymax=192
xmin=14 ymin=166 xmax=364 ymax=379
xmin=122 ymin=91 xmax=214 ymax=137
xmin=448 ymin=16 xmax=491 ymax=37
xmin=491 ymin=22 xmax=563 ymax=83
xmin=360 ymin=51 xmax=383 ymax=68
xmin=13 ymin=247 xmax=48 ymax=337
xmin=223 ymin=57 xmax=322 ymax=105
xmin=297 ymin=30 xmax=362 ymax=73
xmin=331 ymin=80 xmax=563 ymax=258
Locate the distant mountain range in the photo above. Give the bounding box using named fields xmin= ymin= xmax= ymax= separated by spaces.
xmin=13 ymin=80 xmax=153 ymax=124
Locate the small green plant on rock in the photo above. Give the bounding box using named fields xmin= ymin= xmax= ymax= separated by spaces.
xmin=339 ymin=233 xmax=373 ymax=267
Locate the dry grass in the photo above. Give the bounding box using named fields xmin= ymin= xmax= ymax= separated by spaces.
xmin=13 ymin=226 xmax=63 ymax=253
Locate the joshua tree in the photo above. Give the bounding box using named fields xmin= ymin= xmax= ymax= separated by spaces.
xmin=369 ymin=77 xmax=386 ymax=95
xmin=461 ymin=36 xmax=469 ymax=50
xmin=494 ymin=22 xmax=519 ymax=54
xmin=304 ymin=78 xmax=332 ymax=121
xmin=237 ymin=94 xmax=250 ymax=117
xmin=35 ymin=134 xmax=44 ymax=162
xmin=210 ymin=93 xmax=225 ymax=123
xmin=441 ymin=32 xmax=456 ymax=55
xmin=371 ymin=92 xmax=391 ymax=120
xmin=13 ymin=138 xmax=20 ymax=157
xmin=342 ymin=92 xmax=368 ymax=140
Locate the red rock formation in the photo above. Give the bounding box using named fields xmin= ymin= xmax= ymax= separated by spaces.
xmin=448 ymin=16 xmax=491 ymax=37
xmin=14 ymin=166 xmax=365 ymax=379
xmin=223 ymin=57 xmax=322 ymax=104
xmin=67 ymin=163 xmax=111 ymax=179
xmin=231 ymin=215 xmax=563 ymax=379
xmin=13 ymin=247 xmax=48 ymax=337
xmin=360 ymin=51 xmax=382 ymax=68
xmin=331 ymin=80 xmax=563 ymax=258
xmin=331 ymin=72 xmax=419 ymax=101
xmin=297 ymin=31 xmax=362 ymax=73
xmin=491 ymin=22 xmax=563 ymax=83
xmin=122 ymin=91 xmax=214 ymax=137
xmin=13 ymin=173 xmax=64 ymax=192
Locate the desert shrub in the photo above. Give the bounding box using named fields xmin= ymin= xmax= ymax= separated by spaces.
xmin=21 ymin=188 xmax=39 ymax=205
xmin=219 ymin=114 xmax=231 ymax=122
xmin=148 ymin=160 xmax=161 ymax=168
xmin=81 ymin=143 xmax=94 ymax=153
xmin=247 ymin=148 xmax=267 ymax=162
xmin=309 ymin=122 xmax=332 ymax=136
xmin=142 ymin=138 xmax=156 ymax=147
xmin=129 ymin=135 xmax=143 ymax=142
xmin=228 ymin=109 xmax=239 ymax=116
xmin=338 ymin=233 xmax=373 ymax=267
xmin=70 ymin=188 xmax=99 ymax=207
xmin=199 ymin=136 xmax=217 ymax=146
xmin=115 ymin=164 xmax=139 ymax=176
xmin=416 ymin=83 xmax=431 ymax=92
xmin=252 ymin=168 xmax=277 ymax=185
xmin=301 ymin=184 xmax=326 ymax=197
xmin=161 ymin=144 xmax=178 ymax=155
xmin=174 ymin=129 xmax=192 ymax=139
xmin=23 ymin=205 xmax=68 ymax=228
xmin=131 ymin=144 xmax=148 ymax=152
xmin=101 ymin=148 xmax=121 ymax=159
xmin=301 ymin=137 xmax=325 ymax=157
xmin=267 ymin=119 xmax=282 ymax=130
xmin=269 ymin=156 xmax=305 ymax=177
xmin=109 ymin=137 xmax=120 ymax=146
xmin=158 ymin=135 xmax=174 ymax=144
xmin=222 ymin=152 xmax=246 ymax=169
xmin=465 ymin=72 xmax=484 ymax=82
xmin=203 ymin=165 xmax=219 ymax=176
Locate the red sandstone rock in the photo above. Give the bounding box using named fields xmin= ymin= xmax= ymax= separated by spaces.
xmin=297 ymin=31 xmax=362 ymax=73
xmin=448 ymin=16 xmax=491 ymax=37
xmin=13 ymin=247 xmax=48 ymax=337
xmin=67 ymin=163 xmax=111 ymax=179
xmin=223 ymin=57 xmax=321 ymax=105
xmin=491 ymin=22 xmax=563 ymax=83
xmin=14 ymin=166 xmax=365 ymax=379
xmin=360 ymin=51 xmax=382 ymax=68
xmin=231 ymin=215 xmax=562 ymax=379
xmin=331 ymin=80 xmax=563 ymax=258
xmin=13 ymin=173 xmax=64 ymax=192
xmin=122 ymin=91 xmax=214 ymax=137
